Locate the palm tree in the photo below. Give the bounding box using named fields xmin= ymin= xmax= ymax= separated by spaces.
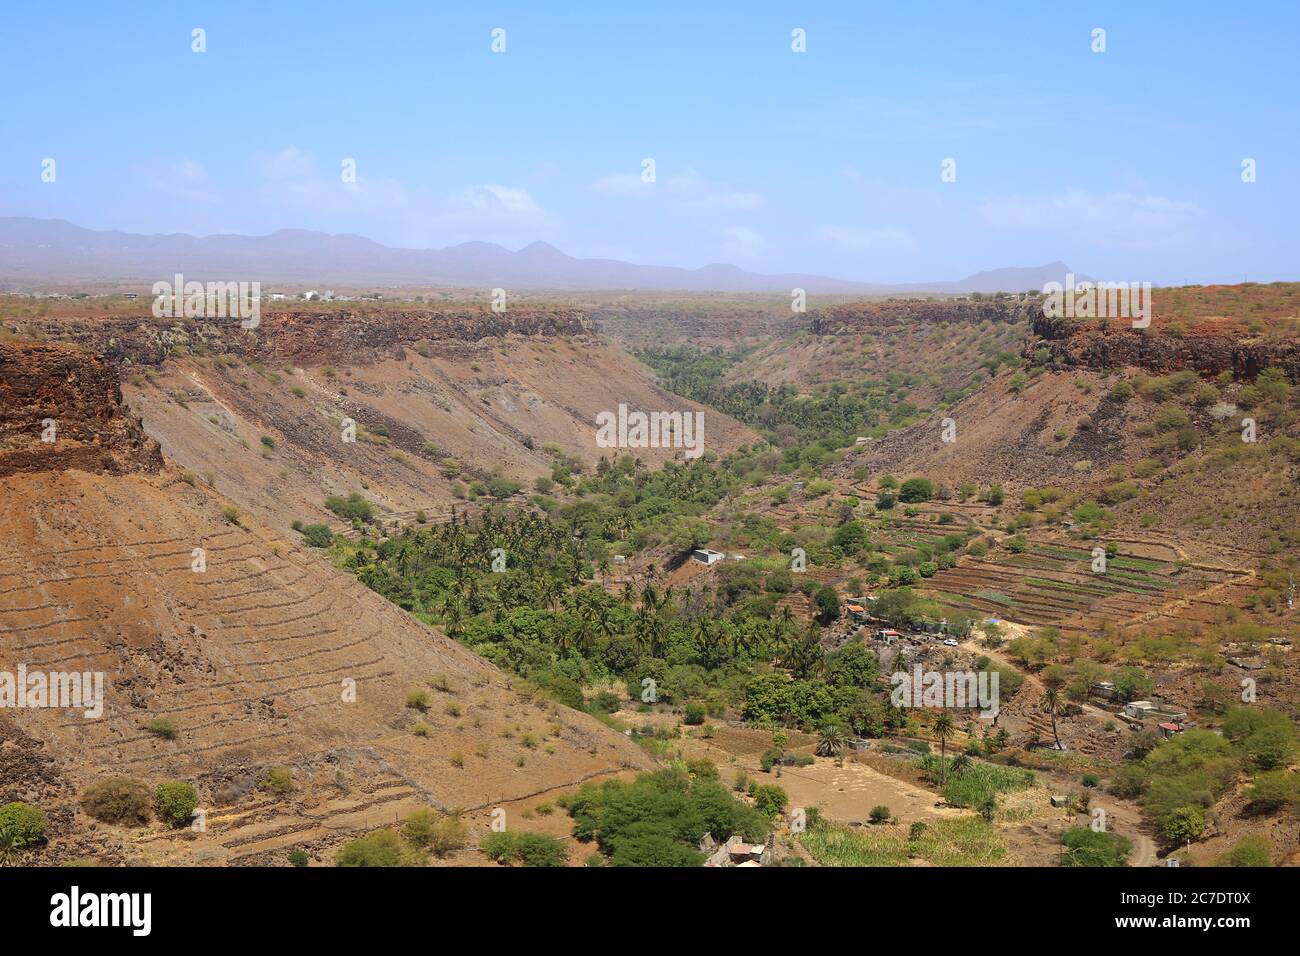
xmin=816 ymin=725 xmax=849 ymax=766
xmin=933 ymin=710 xmax=956 ymax=784
xmin=1041 ymin=687 xmax=1063 ymax=751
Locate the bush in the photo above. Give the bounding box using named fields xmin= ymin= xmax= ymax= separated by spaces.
xmin=481 ymin=831 xmax=568 ymax=867
xmin=684 ymin=702 xmax=706 ymax=725
xmin=487 ymin=477 xmax=523 ymax=499
xmin=898 ymin=478 xmax=935 ymax=503
xmin=0 ymin=802 xmax=48 ymax=849
xmin=299 ymin=524 xmax=334 ymax=548
xmin=1060 ymin=826 xmax=1131 ymax=866
xmin=147 ymin=717 xmax=177 ymax=740
xmin=402 ymin=809 xmax=468 ymax=858
xmin=324 ymin=493 xmax=375 ymax=524
xmin=405 ymin=689 xmax=430 ymax=711
xmin=260 ymin=766 xmax=294 ymax=795
xmin=288 ymin=849 xmax=310 ymax=867
xmin=748 ymin=783 xmax=788 ymax=818
xmin=869 ymin=805 xmax=891 ymax=824
xmin=80 ymin=777 xmax=152 ymax=826
xmin=154 ymin=781 xmax=199 ymax=828
xmin=1219 ymin=835 xmax=1271 ymax=867
xmin=336 ymin=829 xmax=422 ymax=867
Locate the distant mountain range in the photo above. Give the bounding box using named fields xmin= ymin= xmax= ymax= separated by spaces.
xmin=0 ymin=217 xmax=1084 ymax=294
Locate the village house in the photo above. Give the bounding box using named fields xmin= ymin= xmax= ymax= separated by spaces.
xmin=700 ymin=833 xmax=774 ymax=867
xmin=692 ymin=548 xmax=724 ymax=565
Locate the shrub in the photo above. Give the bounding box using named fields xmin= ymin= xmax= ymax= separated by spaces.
xmin=80 ymin=777 xmax=152 ymax=826
xmin=481 ymin=831 xmax=568 ymax=867
xmin=336 ymin=829 xmax=422 ymax=867
xmin=260 ymin=766 xmax=294 ymax=795
xmin=0 ymin=802 xmax=48 ymax=849
xmin=684 ymin=702 xmax=706 ymax=725
xmin=402 ymin=809 xmax=468 ymax=857
xmin=154 ymin=781 xmax=198 ymax=828
xmin=1219 ymin=835 xmax=1271 ymax=867
xmin=288 ymin=849 xmax=310 ymax=867
xmin=221 ymin=506 xmax=240 ymax=525
xmin=299 ymin=523 xmax=334 ymax=548
xmin=323 ymin=493 xmax=375 ymax=524
xmin=898 ymin=478 xmax=935 ymax=503
xmin=748 ymin=783 xmax=788 ymax=818
xmin=147 ymin=717 xmax=177 ymax=740
xmin=1060 ymin=826 xmax=1131 ymax=866
xmin=405 ymin=689 xmax=430 ymax=711
xmin=869 ymin=805 xmax=891 ymax=824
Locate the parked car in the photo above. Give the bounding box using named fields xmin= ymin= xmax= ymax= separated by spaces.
xmin=943 ymin=638 xmax=959 ymax=647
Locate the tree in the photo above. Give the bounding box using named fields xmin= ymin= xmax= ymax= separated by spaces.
xmin=933 ymin=711 xmax=956 ymax=783
xmin=1060 ymin=826 xmax=1131 ymax=866
xmin=816 ymin=725 xmax=849 ymax=764
xmin=0 ymin=803 xmax=47 ymax=865
xmin=1160 ymin=805 xmax=1206 ymax=845
xmin=1040 ymin=687 xmax=1062 ymax=751
xmin=898 ymin=478 xmax=935 ymax=503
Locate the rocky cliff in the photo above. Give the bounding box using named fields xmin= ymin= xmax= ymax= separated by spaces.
xmin=0 ymin=340 xmax=161 ymax=477
xmin=1031 ymin=314 xmax=1300 ymax=381
xmin=809 ymin=297 xmax=1037 ymax=335
xmin=9 ymin=304 xmax=593 ymax=369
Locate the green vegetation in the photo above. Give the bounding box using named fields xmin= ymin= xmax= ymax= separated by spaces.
xmin=800 ymin=815 xmax=1008 ymax=867
xmin=80 ymin=777 xmax=152 ymax=826
xmin=567 ymin=765 xmax=769 ymax=867
xmin=336 ymin=829 xmax=424 ymax=867
xmin=153 ymin=781 xmax=198 ymax=828
xmin=480 ymin=830 xmax=568 ymax=867
xmin=1109 ymin=709 xmax=1297 ymax=847
xmin=0 ymin=802 xmax=48 ymax=862
xmin=1060 ymin=826 xmax=1131 ymax=867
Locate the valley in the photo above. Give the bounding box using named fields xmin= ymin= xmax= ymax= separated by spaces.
xmin=1 ymin=284 xmax=1297 ymax=869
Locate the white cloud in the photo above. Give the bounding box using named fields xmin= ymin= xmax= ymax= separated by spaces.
xmin=817 ymin=225 xmax=919 ymax=254
xmin=593 ymin=172 xmax=650 ymax=198
xmin=592 ymin=167 xmax=764 ymax=210
xmin=140 ymin=158 xmax=219 ymax=203
xmin=457 ymin=184 xmax=542 ymax=219
xmin=722 ymin=225 xmax=764 ymax=256
xmin=254 ymin=146 xmax=318 ymax=181
xmin=977 ymin=189 xmax=1204 ymax=237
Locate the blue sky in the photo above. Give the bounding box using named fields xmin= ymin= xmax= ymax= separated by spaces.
xmin=2 ymin=1 xmax=1296 ymax=284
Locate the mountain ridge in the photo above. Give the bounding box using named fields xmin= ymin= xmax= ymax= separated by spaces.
xmin=0 ymin=216 xmax=1085 ymax=294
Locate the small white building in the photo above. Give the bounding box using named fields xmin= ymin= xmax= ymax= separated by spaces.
xmin=1124 ymin=700 xmax=1156 ymax=719
xmin=692 ymin=548 xmax=724 ymax=565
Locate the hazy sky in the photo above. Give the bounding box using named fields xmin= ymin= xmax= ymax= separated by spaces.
xmin=3 ymin=1 xmax=1296 ymax=284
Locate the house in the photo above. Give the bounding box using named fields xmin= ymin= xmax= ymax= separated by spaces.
xmin=846 ymin=603 xmax=868 ymax=623
xmin=1124 ymin=701 xmax=1156 ymax=719
xmin=875 ymin=628 xmax=902 ymax=644
xmin=692 ymin=548 xmax=724 ymax=565
xmin=1090 ymin=681 xmax=1119 ymax=702
xmin=123 ymin=292 xmax=139 ymax=300
xmin=700 ymin=833 xmax=774 ymax=867
xmin=854 ymin=437 xmax=872 ymax=446
xmin=1158 ymin=722 xmax=1184 ymax=739
xmin=612 ymin=555 xmax=626 ymax=564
